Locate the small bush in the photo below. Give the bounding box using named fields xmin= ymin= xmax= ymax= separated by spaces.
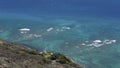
xmin=50 ymin=53 xmax=72 ymax=64
xmin=26 ymin=50 xmax=39 ymax=55
xmin=21 ymin=53 xmax=29 ymax=57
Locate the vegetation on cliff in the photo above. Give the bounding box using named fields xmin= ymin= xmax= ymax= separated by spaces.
xmin=0 ymin=40 xmax=82 ymax=68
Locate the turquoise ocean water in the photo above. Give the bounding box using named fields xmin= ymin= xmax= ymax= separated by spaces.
xmin=0 ymin=0 xmax=120 ymax=68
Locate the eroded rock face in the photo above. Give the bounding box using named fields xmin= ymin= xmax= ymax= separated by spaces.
xmin=0 ymin=40 xmax=82 ymax=68
xmin=0 ymin=57 xmax=11 ymax=68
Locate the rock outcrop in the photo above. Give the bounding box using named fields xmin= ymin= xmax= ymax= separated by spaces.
xmin=0 ymin=40 xmax=82 ymax=68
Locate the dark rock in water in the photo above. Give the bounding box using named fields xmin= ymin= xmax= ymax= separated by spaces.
xmin=0 ymin=40 xmax=83 ymax=68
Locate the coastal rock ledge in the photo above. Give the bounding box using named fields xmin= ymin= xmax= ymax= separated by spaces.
xmin=0 ymin=40 xmax=83 ymax=68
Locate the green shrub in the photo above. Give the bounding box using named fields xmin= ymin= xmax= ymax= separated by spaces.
xmin=50 ymin=53 xmax=72 ymax=64
xmin=21 ymin=53 xmax=29 ymax=57
xmin=26 ymin=50 xmax=39 ymax=55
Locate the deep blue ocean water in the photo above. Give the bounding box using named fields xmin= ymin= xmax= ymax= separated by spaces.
xmin=0 ymin=0 xmax=120 ymax=68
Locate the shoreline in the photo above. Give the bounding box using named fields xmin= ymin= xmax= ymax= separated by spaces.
xmin=0 ymin=39 xmax=83 ymax=68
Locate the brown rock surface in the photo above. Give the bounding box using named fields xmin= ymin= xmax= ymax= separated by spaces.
xmin=0 ymin=40 xmax=83 ymax=68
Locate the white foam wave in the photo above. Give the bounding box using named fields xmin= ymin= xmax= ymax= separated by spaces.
xmin=56 ymin=26 xmax=71 ymax=32
xmin=19 ymin=28 xmax=30 ymax=34
xmin=82 ymin=39 xmax=117 ymax=47
xmin=62 ymin=26 xmax=71 ymax=30
xmin=93 ymin=40 xmax=102 ymax=43
xmin=103 ymin=39 xmax=116 ymax=45
xmin=81 ymin=43 xmax=86 ymax=45
xmin=29 ymin=34 xmax=42 ymax=38
xmin=19 ymin=28 xmax=30 ymax=31
xmin=46 ymin=27 xmax=54 ymax=32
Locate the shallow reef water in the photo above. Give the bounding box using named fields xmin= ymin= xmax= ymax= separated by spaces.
xmin=0 ymin=15 xmax=120 ymax=68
